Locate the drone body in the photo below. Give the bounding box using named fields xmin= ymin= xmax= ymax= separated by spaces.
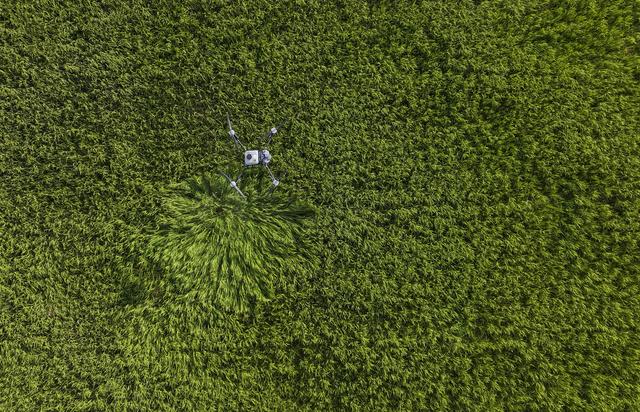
xmin=243 ymin=149 xmax=271 ymax=166
xmin=221 ymin=114 xmax=285 ymax=197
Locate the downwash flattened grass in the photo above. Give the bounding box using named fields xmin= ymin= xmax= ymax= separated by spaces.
xmin=1 ymin=0 xmax=639 ymax=410
xmin=140 ymin=172 xmax=315 ymax=313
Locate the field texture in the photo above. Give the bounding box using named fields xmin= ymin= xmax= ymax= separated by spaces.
xmin=1 ymin=0 xmax=639 ymax=410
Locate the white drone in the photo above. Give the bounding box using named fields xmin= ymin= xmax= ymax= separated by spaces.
xmin=221 ymin=113 xmax=286 ymax=197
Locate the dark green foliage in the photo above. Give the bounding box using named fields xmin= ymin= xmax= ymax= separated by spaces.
xmin=142 ymin=173 xmax=315 ymax=313
xmin=1 ymin=0 xmax=639 ymax=410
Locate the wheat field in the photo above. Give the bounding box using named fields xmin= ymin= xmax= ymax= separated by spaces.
xmin=1 ymin=1 xmax=639 ymax=410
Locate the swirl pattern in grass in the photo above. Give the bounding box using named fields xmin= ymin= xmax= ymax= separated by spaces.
xmin=143 ymin=173 xmax=314 ymax=313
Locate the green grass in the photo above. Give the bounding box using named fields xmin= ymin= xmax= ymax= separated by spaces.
xmin=1 ymin=0 xmax=639 ymax=410
xmin=141 ymin=172 xmax=315 ymax=313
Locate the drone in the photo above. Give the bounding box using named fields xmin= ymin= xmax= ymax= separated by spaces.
xmin=221 ymin=113 xmax=286 ymax=198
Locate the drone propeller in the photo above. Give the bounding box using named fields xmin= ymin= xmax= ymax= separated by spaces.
xmin=226 ymin=112 xmax=235 ymax=141
xmin=220 ymin=172 xmax=245 ymax=198
xmin=262 ymin=118 xmax=289 ymax=145
xmin=227 ymin=113 xmax=245 ymax=149
xmin=266 ymin=167 xmax=286 ymax=195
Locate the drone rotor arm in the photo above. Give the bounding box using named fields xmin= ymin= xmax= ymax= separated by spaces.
xmin=265 ymin=166 xmax=286 ymax=195
xmin=233 ymin=184 xmax=246 ymax=198
xmin=264 ymin=164 xmax=277 ymax=182
xmin=220 ymin=171 xmax=246 ymax=198
xmin=234 ymin=136 xmax=247 ymax=151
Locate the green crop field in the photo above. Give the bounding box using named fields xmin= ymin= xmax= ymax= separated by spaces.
xmin=1 ymin=0 xmax=639 ymax=410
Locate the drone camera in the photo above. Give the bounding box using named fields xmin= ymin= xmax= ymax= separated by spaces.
xmin=244 ymin=150 xmax=260 ymax=166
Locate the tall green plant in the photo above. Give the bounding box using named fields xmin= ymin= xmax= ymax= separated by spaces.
xmin=144 ymin=172 xmax=315 ymax=313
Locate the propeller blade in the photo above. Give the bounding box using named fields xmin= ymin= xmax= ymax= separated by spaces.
xmin=267 ymin=171 xmax=287 ymax=195
xmin=262 ymin=127 xmax=275 ymax=142
xmin=262 ymin=117 xmax=289 ymax=145
xmin=221 ymin=172 xmax=233 ymax=183
xmin=269 ymin=119 xmax=289 ymax=144
xmin=227 ymin=113 xmax=238 ymax=145
xmin=275 ymin=118 xmax=288 ymax=132
xmin=220 ymin=172 xmax=246 ymax=197
xmin=267 ymin=181 xmax=279 ymax=195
